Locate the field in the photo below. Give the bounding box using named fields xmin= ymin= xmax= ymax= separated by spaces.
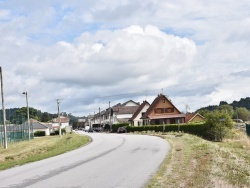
xmin=146 ymin=130 xmax=250 ymax=188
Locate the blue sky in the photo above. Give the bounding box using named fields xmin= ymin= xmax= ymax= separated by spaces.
xmin=1 ymin=0 xmax=250 ymax=116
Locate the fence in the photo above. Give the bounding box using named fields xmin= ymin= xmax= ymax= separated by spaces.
xmin=0 ymin=123 xmax=34 ymax=146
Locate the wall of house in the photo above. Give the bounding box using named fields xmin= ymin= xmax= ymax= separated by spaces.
xmin=133 ymin=104 xmax=150 ymax=126
xmin=52 ymin=122 xmax=69 ymax=129
xmin=149 ymin=98 xmax=181 ymax=116
xmin=190 ymin=116 xmax=204 ymax=123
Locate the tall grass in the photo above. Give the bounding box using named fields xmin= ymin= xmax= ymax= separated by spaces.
xmin=145 ymin=130 xmax=250 ymax=188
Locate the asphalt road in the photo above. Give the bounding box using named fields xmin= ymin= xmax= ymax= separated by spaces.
xmin=0 ymin=132 xmax=171 ymax=188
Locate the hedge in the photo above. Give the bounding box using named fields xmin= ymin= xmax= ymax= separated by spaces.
xmin=111 ymin=123 xmax=129 ymax=133
xmin=126 ymin=123 xmax=209 ymax=138
xmin=34 ymin=131 xmax=46 ymax=137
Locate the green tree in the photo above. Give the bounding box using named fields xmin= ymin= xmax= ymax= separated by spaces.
xmin=205 ymin=110 xmax=234 ymax=141
xmin=235 ymin=107 xmax=250 ymax=121
xmin=196 ymin=109 xmax=210 ymax=117
xmin=217 ymin=104 xmax=234 ymax=118
xmin=41 ymin=112 xmax=50 ymax=122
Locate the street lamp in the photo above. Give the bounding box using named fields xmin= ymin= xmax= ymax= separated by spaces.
xmin=23 ymin=91 xmax=30 ymax=141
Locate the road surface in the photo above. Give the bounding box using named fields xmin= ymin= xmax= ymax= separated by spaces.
xmin=0 ymin=132 xmax=171 ymax=188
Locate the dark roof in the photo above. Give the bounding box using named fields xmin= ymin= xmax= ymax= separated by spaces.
xmin=112 ymin=106 xmax=139 ymax=115
xmin=141 ymin=94 xmax=182 ymax=119
xmin=129 ymin=100 xmax=150 ymax=120
xmin=32 ymin=122 xmax=50 ymax=129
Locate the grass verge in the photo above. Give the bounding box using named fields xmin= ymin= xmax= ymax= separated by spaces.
xmin=143 ymin=130 xmax=250 ymax=188
xmin=0 ymin=133 xmax=89 ymax=171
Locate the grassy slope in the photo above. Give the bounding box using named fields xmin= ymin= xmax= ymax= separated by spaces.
xmin=146 ymin=130 xmax=250 ymax=188
xmin=0 ymin=133 xmax=90 ymax=170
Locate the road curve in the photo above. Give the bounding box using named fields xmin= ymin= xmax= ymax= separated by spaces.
xmin=0 ymin=132 xmax=171 ymax=188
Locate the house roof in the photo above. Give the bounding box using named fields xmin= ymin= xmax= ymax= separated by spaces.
xmin=52 ymin=116 xmax=69 ymax=123
xmin=129 ymin=100 xmax=150 ymax=120
xmin=121 ymin=100 xmax=140 ymax=106
xmin=32 ymin=122 xmax=50 ymax=129
xmin=185 ymin=113 xmax=205 ymax=123
xmin=112 ymin=106 xmax=139 ymax=115
xmin=141 ymin=94 xmax=182 ymax=119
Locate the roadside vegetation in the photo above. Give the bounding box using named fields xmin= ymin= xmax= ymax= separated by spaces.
xmin=145 ymin=130 xmax=250 ymax=188
xmin=0 ymin=133 xmax=89 ymax=170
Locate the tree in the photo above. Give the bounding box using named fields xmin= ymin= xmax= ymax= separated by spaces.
xmin=217 ymin=105 xmax=234 ymax=118
xmin=235 ymin=107 xmax=250 ymax=121
xmin=205 ymin=110 xmax=234 ymax=141
xmin=41 ymin=112 xmax=50 ymax=122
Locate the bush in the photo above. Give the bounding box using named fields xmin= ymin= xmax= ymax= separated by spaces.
xmin=34 ymin=131 xmax=46 ymax=137
xmin=50 ymin=128 xmax=66 ymax=136
xmin=204 ymin=110 xmax=234 ymax=141
xmin=111 ymin=123 xmax=129 ymax=133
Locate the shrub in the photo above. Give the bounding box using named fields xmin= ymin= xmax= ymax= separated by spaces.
xmin=34 ymin=131 xmax=46 ymax=137
xmin=50 ymin=128 xmax=66 ymax=136
xmin=111 ymin=123 xmax=129 ymax=133
xmin=204 ymin=110 xmax=234 ymax=141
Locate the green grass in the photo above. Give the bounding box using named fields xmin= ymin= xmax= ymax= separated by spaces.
xmin=142 ymin=130 xmax=250 ymax=188
xmin=0 ymin=133 xmax=90 ymax=170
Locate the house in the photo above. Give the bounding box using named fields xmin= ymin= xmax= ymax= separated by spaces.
xmin=185 ymin=113 xmax=205 ymax=123
xmin=32 ymin=121 xmax=51 ymax=136
xmin=141 ymin=94 xmax=186 ymax=125
xmin=51 ymin=116 xmax=69 ymax=129
xmin=112 ymin=100 xmax=140 ymax=124
xmin=129 ymin=100 xmax=150 ymax=126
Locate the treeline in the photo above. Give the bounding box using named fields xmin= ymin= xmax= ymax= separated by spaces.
xmin=0 ymin=107 xmax=84 ymax=126
xmin=196 ymin=97 xmax=250 ymax=121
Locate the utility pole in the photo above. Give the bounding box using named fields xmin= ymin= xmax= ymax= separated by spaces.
xmin=57 ymin=99 xmax=61 ymax=137
xmin=109 ymin=101 xmax=112 ymax=132
xmin=0 ymin=67 xmax=7 ymax=149
xmin=99 ymin=107 xmax=101 ymax=128
xmin=22 ymin=92 xmax=30 ymax=140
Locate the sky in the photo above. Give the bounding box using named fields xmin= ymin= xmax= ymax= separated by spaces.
xmin=0 ymin=0 xmax=250 ymax=117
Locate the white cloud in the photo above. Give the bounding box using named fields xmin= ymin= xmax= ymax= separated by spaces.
xmin=0 ymin=0 xmax=250 ymax=116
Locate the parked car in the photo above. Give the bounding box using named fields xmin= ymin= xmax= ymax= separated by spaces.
xmin=93 ymin=127 xmax=102 ymax=132
xmin=84 ymin=126 xmax=90 ymax=132
xmin=117 ymin=127 xmax=127 ymax=133
xmin=88 ymin=128 xmax=94 ymax=133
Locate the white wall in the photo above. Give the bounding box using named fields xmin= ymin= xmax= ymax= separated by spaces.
xmin=133 ymin=104 xmax=150 ymax=126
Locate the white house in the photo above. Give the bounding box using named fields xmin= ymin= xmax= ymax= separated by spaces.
xmin=52 ymin=116 xmax=70 ymax=129
xmin=129 ymin=100 xmax=150 ymax=126
xmin=111 ymin=100 xmax=140 ymax=124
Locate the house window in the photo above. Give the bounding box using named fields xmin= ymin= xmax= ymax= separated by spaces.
xmin=154 ymin=108 xmax=162 ymax=114
xmin=162 ymin=99 xmax=165 ymax=103
xmin=165 ymin=108 xmax=174 ymax=113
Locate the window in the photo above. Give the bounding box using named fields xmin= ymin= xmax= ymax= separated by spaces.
xmin=162 ymin=99 xmax=165 ymax=103
xmin=165 ymin=108 xmax=174 ymax=113
xmin=154 ymin=108 xmax=162 ymax=113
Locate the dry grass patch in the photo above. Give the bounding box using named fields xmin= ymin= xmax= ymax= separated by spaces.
xmin=0 ymin=133 xmax=89 ymax=170
xmin=145 ymin=130 xmax=250 ymax=188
